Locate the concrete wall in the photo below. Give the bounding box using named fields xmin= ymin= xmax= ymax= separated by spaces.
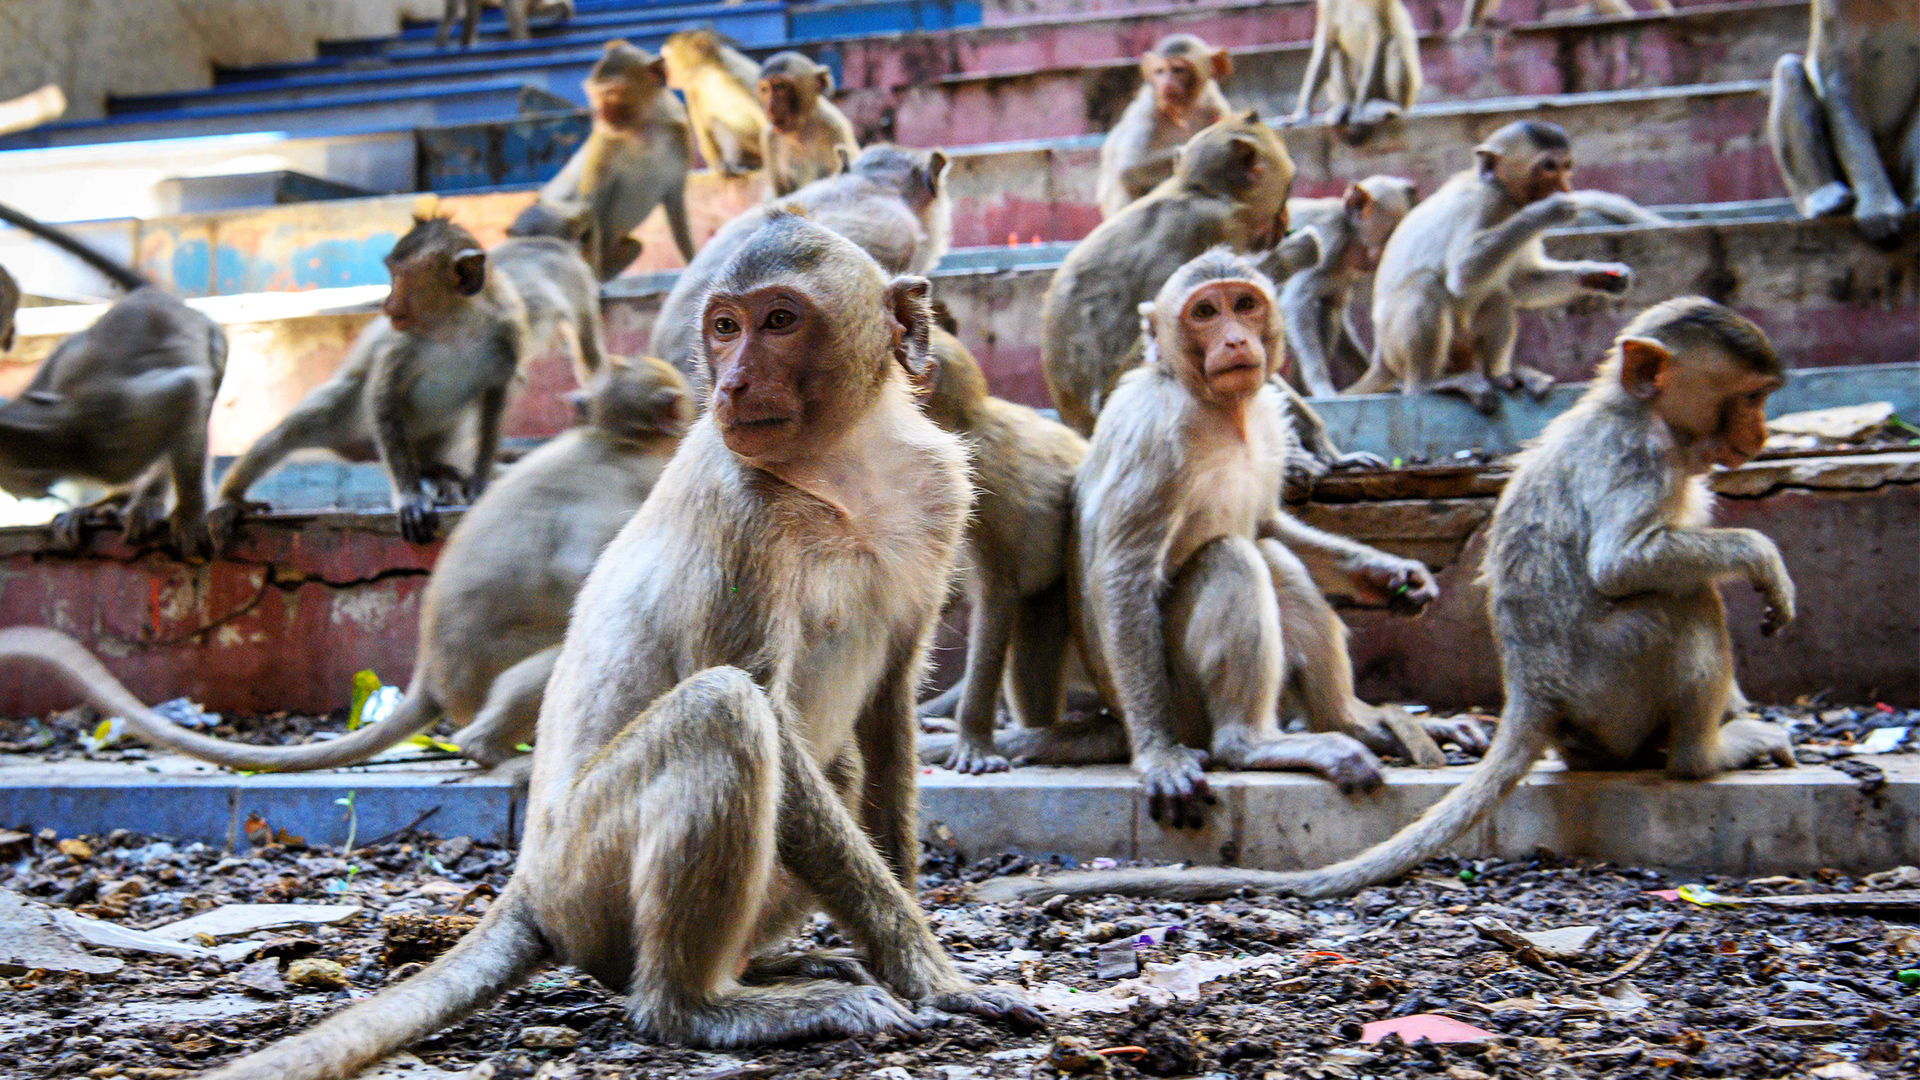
xmin=0 ymin=0 xmax=440 ymax=122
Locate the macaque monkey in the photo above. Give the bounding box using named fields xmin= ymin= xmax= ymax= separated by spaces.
xmin=436 ymin=0 xmax=573 ymax=49
xmin=1353 ymin=121 xmax=1636 ymax=413
xmin=1454 ymin=0 xmax=1672 ymax=40
xmin=180 ymin=211 xmax=1040 ymax=1080
xmin=210 ymin=216 xmax=602 ymax=545
xmin=662 ymin=29 xmax=769 ymax=177
xmin=1286 ymin=0 xmax=1424 ymax=144
xmin=978 ymin=297 xmax=1798 ymax=902
xmin=650 ymin=145 xmax=951 ymax=390
xmin=1 ymin=358 xmax=694 ymax=773
xmin=1046 ymin=110 xmax=1295 ymax=436
xmin=1096 ymin=35 xmax=1234 ymax=218
xmin=1281 ymin=175 xmax=1419 ymax=397
xmin=758 ymin=51 xmax=862 ymax=198
xmin=534 ymin=39 xmax=696 ymax=276
xmin=0 ymin=202 xmax=227 ymax=556
xmin=915 ymin=329 xmax=1088 ymax=774
xmin=1767 ymin=0 xmax=1920 ymax=248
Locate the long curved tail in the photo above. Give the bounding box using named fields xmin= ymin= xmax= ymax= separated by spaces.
xmin=0 ymin=626 xmax=446 ymax=772
xmin=974 ymin=697 xmax=1551 ymax=903
xmin=205 ymin=883 xmax=548 ymax=1080
xmin=0 ymin=200 xmax=149 ymax=291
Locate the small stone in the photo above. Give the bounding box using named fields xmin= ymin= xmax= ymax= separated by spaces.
xmin=236 ymin=958 xmax=287 ymax=998
xmin=1046 ymin=1036 xmax=1110 ymax=1075
xmin=520 ymin=1025 xmax=580 ymax=1050
xmin=284 ymin=958 xmax=350 ymax=990
xmin=57 ymin=838 xmax=93 ymax=860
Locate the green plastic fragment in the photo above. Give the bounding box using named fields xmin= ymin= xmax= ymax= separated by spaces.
xmin=347 ymin=669 xmax=383 ymax=731
xmin=1898 ymin=969 xmax=1920 ymax=987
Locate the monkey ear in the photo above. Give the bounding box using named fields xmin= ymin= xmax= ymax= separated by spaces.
xmin=925 ymin=149 xmax=949 ymax=195
xmin=564 ymin=388 xmax=591 ymax=422
xmin=816 ymin=69 xmax=834 ymax=96
xmin=1617 ymin=337 xmax=1672 ymax=400
xmin=834 ymin=145 xmax=853 ymax=174
xmin=1343 ymin=182 xmax=1373 ymax=215
xmin=649 ymin=56 xmax=668 ymax=80
xmin=1 ymin=326 xmax=11 ymax=352
xmin=1240 ymin=106 xmax=1261 ymax=126
xmin=1211 ymin=49 xmax=1233 ymax=81
xmin=1475 ymin=146 xmax=1501 ymax=180
xmin=1228 ymin=135 xmax=1263 ymax=176
xmin=886 ymin=276 xmax=935 ymax=377
xmin=452 ymin=248 xmax=487 ymax=296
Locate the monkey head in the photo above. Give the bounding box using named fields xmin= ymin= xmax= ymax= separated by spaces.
xmin=1345 ymin=175 xmax=1419 ymax=272
xmin=701 ymin=210 xmax=933 ymax=465
xmin=580 ymin=354 xmax=695 ymax=443
xmin=381 ymin=216 xmax=486 ymax=334
xmin=659 ymin=29 xmax=723 ymax=88
xmin=1144 ymin=248 xmax=1281 ymax=404
xmin=1177 ymin=110 xmax=1295 ymax=247
xmin=850 ymin=144 xmax=951 ymax=216
xmin=1144 ymin=34 xmax=1230 ymax=116
xmin=758 ymin=51 xmax=831 ymax=131
xmin=1476 ymin=121 xmax=1574 ymax=206
xmin=1607 ymin=297 xmax=1783 ymax=472
xmin=506 ymin=198 xmax=594 ymax=243
xmin=586 ymin=39 xmax=667 ymax=126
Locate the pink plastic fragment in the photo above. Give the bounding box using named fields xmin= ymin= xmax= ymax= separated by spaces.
xmin=1359 ymin=1014 xmax=1496 ymax=1045
xmin=1644 ymin=889 xmax=1683 ymax=901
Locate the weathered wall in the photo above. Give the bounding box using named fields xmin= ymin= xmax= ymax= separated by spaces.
xmin=0 ymin=0 xmax=439 ymax=122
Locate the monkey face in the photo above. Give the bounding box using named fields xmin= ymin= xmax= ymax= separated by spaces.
xmin=1524 ymin=150 xmax=1574 ymax=203
xmin=382 ymin=250 xmax=483 ymax=333
xmin=1178 ymin=281 xmax=1272 ymax=400
xmin=1623 ymin=340 xmax=1780 ymax=471
xmin=1147 ymin=55 xmax=1201 ymax=113
xmin=705 ymin=286 xmax=835 ymax=463
xmin=759 ymin=77 xmax=802 ymax=128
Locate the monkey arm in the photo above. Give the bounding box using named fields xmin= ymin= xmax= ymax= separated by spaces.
xmin=855 ymin=641 xmax=929 ymax=888
xmin=1289 ymin=10 xmax=1334 ymax=120
xmin=1507 ymin=257 xmax=1630 ymax=309
xmin=1119 ymin=152 xmax=1180 ymax=196
xmin=1568 ymin=190 xmax=1669 ymax=225
xmin=1261 ymin=511 xmax=1437 ymax=613
xmin=1087 ymin=543 xmax=1186 ymax=766
xmin=468 ymin=383 xmax=509 ymax=501
xmin=1587 ymin=505 xmax=1787 ymax=600
xmin=1280 ymin=269 xmax=1342 ymax=397
xmin=1444 ymin=195 xmax=1578 ymax=297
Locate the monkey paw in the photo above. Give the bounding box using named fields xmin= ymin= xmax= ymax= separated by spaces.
xmin=1332 ymin=451 xmax=1389 ymax=471
xmin=921 ymin=985 xmax=1046 ymax=1032
xmin=165 ymin=514 xmax=216 ymax=562
xmin=207 ymin=498 xmax=271 ymax=549
xmin=1803 ymin=182 xmax=1855 ymax=219
xmin=396 ymin=497 xmax=443 ymax=544
xmin=1302 ymin=734 xmax=1384 ymax=793
xmin=943 ymin=740 xmax=1011 ymax=775
xmin=1718 ymin=718 xmax=1797 ymax=771
xmin=1350 ymin=555 xmax=1438 ymax=616
xmin=1854 ymin=203 xmax=1908 ymax=251
xmin=1579 ymin=264 xmax=1634 ymax=296
xmin=1757 ymin=581 xmax=1797 ymax=636
xmin=1138 ymin=747 xmax=1214 ymax=828
xmin=1421 ymin=714 xmax=1491 ymax=756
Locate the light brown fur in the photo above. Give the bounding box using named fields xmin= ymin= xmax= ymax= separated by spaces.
xmin=435 ymin=0 xmax=572 ymax=48
xmin=758 ymin=51 xmax=861 ymax=198
xmin=1096 ymin=34 xmax=1235 ymax=218
xmin=1287 ymin=0 xmax=1424 ymax=144
xmin=1454 ymin=0 xmax=1673 ymax=40
xmin=1280 ymin=176 xmax=1418 ymax=397
xmin=663 ymin=30 xmax=769 ymax=177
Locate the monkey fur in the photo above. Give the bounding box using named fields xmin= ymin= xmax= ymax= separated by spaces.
xmin=662 ymin=29 xmax=770 ymax=177
xmin=1095 ymin=34 xmax=1235 ymax=218
xmin=758 ymin=51 xmax=862 ymax=198
xmin=435 ymin=0 xmax=572 ymax=48
xmin=1454 ymin=0 xmax=1672 ymax=40
xmin=1281 ymin=175 xmax=1419 ymax=397
xmin=1287 ymin=0 xmax=1423 ymax=145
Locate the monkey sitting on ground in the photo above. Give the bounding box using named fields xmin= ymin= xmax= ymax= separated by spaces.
xmin=759 ymin=51 xmax=862 ymax=198
xmin=210 ymin=215 xmax=605 ymax=545
xmin=1768 ymin=0 xmax=1920 ymax=249
xmin=1280 ymin=175 xmax=1419 ymax=397
xmin=978 ymin=296 xmax=1797 ymax=901
xmin=1 ymin=357 xmax=694 ymax=773
xmin=1350 ymin=120 xmax=1637 ymax=413
xmin=914 ymin=329 xmax=1088 ymax=774
xmin=1047 ymin=109 xmax=1294 ymax=436
xmin=0 ymin=202 xmax=227 ymax=557
xmin=662 ymin=29 xmax=769 ymax=178
xmin=649 ymin=145 xmax=950 ymax=391
xmin=1096 ymin=35 xmax=1235 ymax=219
xmin=176 ymin=211 xmax=1042 ymax=1080
xmin=529 ymin=39 xmax=696 ymax=277
xmin=1454 ymin=0 xmax=1672 ymax=39
xmin=1286 ymin=0 xmax=1423 ymax=145
xmin=435 ymin=0 xmax=572 ymax=49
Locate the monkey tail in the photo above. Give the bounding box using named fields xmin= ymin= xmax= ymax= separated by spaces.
xmin=972 ymin=696 xmax=1551 ymax=903
xmin=0 ymin=626 xmax=447 ymax=772
xmin=204 ymin=883 xmax=549 ymax=1080
xmin=0 ymin=200 xmax=149 ymax=291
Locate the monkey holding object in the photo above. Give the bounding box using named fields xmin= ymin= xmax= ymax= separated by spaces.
xmin=1453 ymin=0 xmax=1671 ymax=39
xmin=650 ymin=145 xmax=951 ymax=391
xmin=1096 ymin=35 xmax=1235 ymax=219
xmin=182 ymin=211 xmax=1042 ymax=1078
xmin=759 ymin=51 xmax=862 ymax=198
xmin=977 ymin=296 xmax=1797 ymax=902
xmin=663 ymin=29 xmax=769 ymax=177
xmin=530 ymin=39 xmax=696 ymax=277
xmin=1352 ymin=120 xmax=1636 ymax=413
xmin=211 ymin=216 xmax=604 ymax=545
xmin=1768 ymin=0 xmax=1920 ymax=248
xmin=1287 ymin=0 xmax=1423 ymax=145
xmin=1047 ymin=109 xmax=1294 ymax=436
xmin=0 ymin=203 xmax=227 ymax=557
xmin=436 ymin=0 xmax=572 ymax=48
xmin=1281 ymin=175 xmax=1419 ymax=397
xmin=1 ymin=357 xmax=693 ymax=773
xmin=915 ymin=329 xmax=1088 ymax=774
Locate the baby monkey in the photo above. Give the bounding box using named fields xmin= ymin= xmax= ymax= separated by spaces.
xmin=758 ymin=51 xmax=861 ymax=198
xmin=980 ymin=297 xmax=1797 ymax=903
xmin=1095 ymin=34 xmax=1234 ymax=218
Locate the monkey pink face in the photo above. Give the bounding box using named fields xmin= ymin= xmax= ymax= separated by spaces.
xmin=1146 ymin=55 xmax=1201 ymax=114
xmin=705 ymin=286 xmax=838 ymax=463
xmin=1180 ymin=280 xmax=1271 ymax=399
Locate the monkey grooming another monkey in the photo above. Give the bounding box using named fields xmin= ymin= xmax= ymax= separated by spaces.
xmin=649 ymin=145 xmax=950 ymax=390
xmin=1767 ymin=0 xmax=1920 ymax=248
xmin=1 ymin=357 xmax=693 ymax=773
xmin=1352 ymin=121 xmax=1636 ymax=413
xmin=662 ymin=29 xmax=769 ymax=178
xmin=179 ymin=211 xmax=1041 ymax=1080
xmin=1281 ymin=175 xmax=1419 ymax=397
xmin=759 ymin=51 xmax=862 ymax=198
xmin=531 ymin=39 xmax=697 ymax=276
xmin=915 ymin=329 xmax=1088 ymax=774
xmin=978 ymin=296 xmax=1797 ymax=901
xmin=0 ymin=202 xmax=227 ymax=557
xmin=436 ymin=0 xmax=572 ymax=48
xmin=211 ymin=216 xmax=595 ymax=545
xmin=1096 ymin=35 xmax=1235 ymax=219
xmin=1047 ymin=110 xmax=1294 ymax=436
xmin=1286 ymin=0 xmax=1424 ymax=145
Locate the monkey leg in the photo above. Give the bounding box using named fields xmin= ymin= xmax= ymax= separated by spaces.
xmin=663 ymin=185 xmax=698 ymax=265
xmin=1369 ymin=282 xmax=1453 ymax=397
xmin=916 ymin=679 xmax=963 ymax=720
xmin=944 ymin=580 xmax=1019 ymax=774
xmin=448 ymin=647 xmax=557 ymax=766
xmin=1167 ymin=537 xmax=1384 ymax=803
xmin=1767 ymin=55 xmax=1855 ymax=220
xmin=1659 ymin=595 xmax=1795 ymax=779
xmin=1451 ymin=0 xmax=1501 ymax=38
xmin=1003 ymin=580 xmax=1072 ymax=730
xmin=211 ymin=382 xmax=361 ymax=539
xmin=917 ymin=717 xmax=1130 ymax=767
xmin=1895 ymin=97 xmax=1920 ymax=209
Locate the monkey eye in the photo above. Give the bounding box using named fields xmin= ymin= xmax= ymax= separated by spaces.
xmin=1232 ymin=294 xmax=1259 ymax=313
xmin=763 ymin=308 xmax=798 ymax=331
xmin=712 ymin=315 xmax=740 ymax=336
xmin=1190 ymin=301 xmax=1218 ymax=319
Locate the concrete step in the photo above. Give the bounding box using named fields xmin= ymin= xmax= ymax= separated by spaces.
xmin=1 ymin=754 xmax=1913 ymax=878
xmin=981 ymin=0 xmax=1772 ymax=24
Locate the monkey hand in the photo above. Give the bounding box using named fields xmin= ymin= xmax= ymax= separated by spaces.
xmin=1755 ymin=565 xmax=1797 ymax=636
xmin=396 ymin=492 xmax=444 ymax=544
xmin=165 ymin=510 xmax=216 ymax=562
xmin=1579 ymin=264 xmax=1634 ymax=295
xmin=920 ymin=984 xmax=1046 ymax=1032
xmin=1422 ymin=714 xmax=1491 ymax=756
xmin=1332 ymin=450 xmax=1389 ymax=471
xmin=942 ymin=738 xmax=1011 ymax=775
xmin=1136 ymin=746 xmax=1214 ymax=829
xmin=206 ymin=497 xmax=271 ymax=550
xmin=1350 ymin=554 xmax=1438 ymax=616
xmin=1716 ymin=718 xmax=1798 ymax=770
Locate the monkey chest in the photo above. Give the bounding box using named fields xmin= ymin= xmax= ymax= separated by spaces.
xmin=1163 ymin=439 xmax=1278 ymax=575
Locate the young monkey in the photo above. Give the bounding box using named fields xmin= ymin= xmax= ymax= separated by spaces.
xmin=1281 ymin=175 xmax=1419 ymax=397
xmin=979 ymin=297 xmax=1797 ymax=902
xmin=662 ymin=29 xmax=769 ymax=178
xmin=1286 ymin=0 xmax=1424 ymax=144
xmin=758 ymin=51 xmax=861 ymax=198
xmin=1095 ymin=34 xmax=1234 ymax=218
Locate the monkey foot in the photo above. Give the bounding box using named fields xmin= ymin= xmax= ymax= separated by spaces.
xmin=48 ymin=501 xmax=123 ymax=550
xmin=1421 ymin=713 xmax=1491 ymax=756
xmin=744 ymin=951 xmax=878 ymax=987
xmin=1138 ymin=747 xmax=1214 ymax=829
xmin=1854 ymin=204 xmax=1909 ymax=251
xmin=1427 ymin=375 xmax=1500 ymax=415
xmin=942 ymin=739 xmax=1011 ymax=775
xmin=1803 ymin=182 xmax=1856 ymax=220
xmin=1496 ymin=366 xmax=1557 ymax=401
xmin=920 ymin=986 xmax=1046 ymax=1032
xmin=207 ymin=498 xmax=271 ymax=549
